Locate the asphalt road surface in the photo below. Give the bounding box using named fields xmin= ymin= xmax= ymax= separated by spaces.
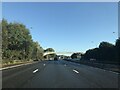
xmin=2 ymin=60 xmax=119 ymax=88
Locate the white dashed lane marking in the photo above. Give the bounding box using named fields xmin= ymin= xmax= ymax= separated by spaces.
xmin=73 ymin=69 xmax=79 ymax=74
xmin=43 ymin=64 xmax=46 ymax=66
xmin=33 ymin=69 xmax=39 ymax=73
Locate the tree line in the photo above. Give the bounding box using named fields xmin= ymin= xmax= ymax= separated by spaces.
xmin=81 ymin=40 xmax=120 ymax=63
xmin=71 ymin=52 xmax=83 ymax=59
xmin=2 ymin=19 xmax=44 ymax=63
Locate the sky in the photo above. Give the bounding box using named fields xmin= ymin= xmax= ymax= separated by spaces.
xmin=2 ymin=2 xmax=118 ymax=56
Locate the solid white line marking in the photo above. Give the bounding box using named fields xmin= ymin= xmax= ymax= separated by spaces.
xmin=0 ymin=62 xmax=37 ymax=71
xmin=33 ymin=69 xmax=38 ymax=73
xmin=90 ymin=66 xmax=119 ymax=74
xmin=73 ymin=69 xmax=79 ymax=74
xmin=108 ymin=70 xmax=119 ymax=74
xmin=43 ymin=64 xmax=46 ymax=66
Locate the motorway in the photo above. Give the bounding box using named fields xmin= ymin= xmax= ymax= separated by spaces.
xmin=2 ymin=60 xmax=119 ymax=88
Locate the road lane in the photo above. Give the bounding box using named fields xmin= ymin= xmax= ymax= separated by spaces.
xmin=23 ymin=60 xmax=118 ymax=88
xmin=2 ymin=61 xmax=49 ymax=88
xmin=60 ymin=60 xmax=119 ymax=88
xmin=23 ymin=60 xmax=98 ymax=88
xmin=2 ymin=60 xmax=119 ymax=88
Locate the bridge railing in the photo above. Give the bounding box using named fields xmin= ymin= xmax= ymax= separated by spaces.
xmin=43 ymin=52 xmax=56 ymax=56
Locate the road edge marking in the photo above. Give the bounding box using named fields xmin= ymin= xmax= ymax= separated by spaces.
xmin=0 ymin=62 xmax=37 ymax=71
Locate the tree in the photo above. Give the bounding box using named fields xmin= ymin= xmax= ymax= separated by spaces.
xmin=44 ymin=48 xmax=55 ymax=52
xmin=99 ymin=41 xmax=114 ymax=48
xmin=31 ymin=42 xmax=44 ymax=60
xmin=2 ymin=19 xmax=44 ymax=63
xmin=71 ymin=53 xmax=77 ymax=59
xmin=82 ymin=41 xmax=117 ymax=62
xmin=2 ymin=19 xmax=9 ymax=59
xmin=115 ymin=38 xmax=120 ymax=61
xmin=71 ymin=52 xmax=82 ymax=59
xmin=99 ymin=42 xmax=116 ymax=61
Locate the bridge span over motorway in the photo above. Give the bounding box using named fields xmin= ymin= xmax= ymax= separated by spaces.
xmin=43 ymin=51 xmax=74 ymax=56
xmin=43 ymin=51 xmax=73 ymax=60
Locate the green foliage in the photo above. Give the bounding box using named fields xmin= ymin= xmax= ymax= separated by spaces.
xmin=71 ymin=53 xmax=82 ymax=59
xmin=71 ymin=53 xmax=77 ymax=59
xmin=82 ymin=40 xmax=118 ymax=63
xmin=44 ymin=48 xmax=55 ymax=52
xmin=115 ymin=38 xmax=120 ymax=60
xmin=99 ymin=41 xmax=114 ymax=48
xmin=31 ymin=42 xmax=44 ymax=60
xmin=2 ymin=19 xmax=44 ymax=62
